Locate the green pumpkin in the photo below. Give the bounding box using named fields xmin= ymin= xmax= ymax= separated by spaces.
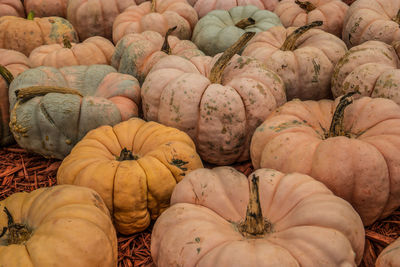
xmin=192 ymin=5 xmax=282 ymax=56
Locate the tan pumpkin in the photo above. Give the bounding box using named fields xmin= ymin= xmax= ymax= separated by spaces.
xmin=152 ymin=167 xmax=365 ymax=266
xmin=251 ymin=93 xmax=400 ymax=226
xmin=57 ymin=117 xmax=204 ymax=234
xmin=24 ymin=0 xmax=69 ymax=18
xmin=376 ymin=237 xmax=400 ymax=267
xmin=343 ymin=0 xmax=400 ymax=48
xmin=0 ymin=185 xmax=118 ymax=266
xmin=242 ymin=21 xmax=347 ymax=100
xmin=141 ymin=32 xmax=286 ymax=165
xmin=112 ymin=0 xmax=198 ymax=44
xmin=29 ymin=36 xmax=115 ymax=68
xmin=274 ymin=0 xmax=348 ymax=37
xmin=0 ymin=0 xmax=25 ymax=17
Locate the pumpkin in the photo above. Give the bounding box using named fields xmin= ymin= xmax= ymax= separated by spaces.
xmin=0 ymin=185 xmax=118 ymax=266
xmin=8 ymin=64 xmax=141 ymax=159
xmin=0 ymin=0 xmax=25 ymax=17
xmin=342 ymin=0 xmax=400 ymax=48
xmin=24 ymin=0 xmax=69 ymax=18
xmin=0 ymin=12 xmax=79 ymax=56
xmin=250 ymin=93 xmax=400 ymax=226
xmin=191 ymin=5 xmax=282 ymax=56
xmin=376 ymin=237 xmax=400 ymax=267
xmin=331 ymin=40 xmax=400 ymax=104
xmin=112 ymin=0 xmax=198 ymax=44
xmin=57 ymin=117 xmax=203 ymax=234
xmin=187 ymin=0 xmax=279 ymax=18
xmin=67 ymin=0 xmax=137 ymax=41
xmin=29 ymin=36 xmax=115 ymax=68
xmin=0 ymin=49 xmax=30 ymax=146
xmin=141 ymin=32 xmax=286 ymax=165
xmin=274 ymin=0 xmax=348 ymax=37
xmin=242 ymin=21 xmax=347 ymax=100
xmin=111 ymin=28 xmax=204 ymax=84
xmin=151 ymin=167 xmax=365 ymax=266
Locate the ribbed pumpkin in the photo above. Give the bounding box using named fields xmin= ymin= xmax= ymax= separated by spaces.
xmin=142 ymin=33 xmax=286 ymax=165
xmin=57 ymin=117 xmax=204 ymax=234
xmin=152 ymin=167 xmax=365 ymax=266
xmin=0 ymin=12 xmax=79 ymax=56
xmin=274 ymin=0 xmax=348 ymax=37
xmin=112 ymin=0 xmax=198 ymax=44
xmin=242 ymin=22 xmax=347 ymax=100
xmin=0 ymin=185 xmax=118 ymax=266
xmin=376 ymin=237 xmax=400 ymax=267
xmin=0 ymin=0 xmax=25 ymax=17
xmin=192 ymin=5 xmax=282 ymax=56
xmin=331 ymin=40 xmax=400 ymax=104
xmin=8 ymin=64 xmax=141 ymax=159
xmin=112 ymin=28 xmax=204 ymax=84
xmin=251 ymin=93 xmax=400 ymax=226
xmin=29 ymin=36 xmax=115 ymax=68
xmin=24 ymin=0 xmax=69 ymax=18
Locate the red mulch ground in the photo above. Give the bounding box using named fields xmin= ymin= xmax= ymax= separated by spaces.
xmin=0 ymin=145 xmax=398 ymax=267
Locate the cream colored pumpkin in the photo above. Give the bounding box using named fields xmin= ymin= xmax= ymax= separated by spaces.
xmin=376 ymin=237 xmax=400 ymax=267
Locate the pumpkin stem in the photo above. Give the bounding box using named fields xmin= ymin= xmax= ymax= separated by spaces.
xmin=117 ymin=148 xmax=139 ymax=161
xmin=295 ymin=0 xmax=316 ymax=12
xmin=63 ymin=36 xmax=72 ymax=49
xmin=161 ymin=26 xmax=177 ymax=54
xmin=326 ymin=91 xmax=358 ymax=138
xmin=0 ymin=207 xmax=32 ymax=245
xmin=15 ymin=86 xmax=83 ymax=102
xmin=209 ymin=32 xmax=255 ymax=84
xmin=280 ymin=21 xmax=323 ymax=51
xmin=27 ymin=11 xmax=35 ymax=20
xmin=392 ymin=9 xmax=400 ymax=24
xmin=151 ymin=0 xmax=156 ymax=12
xmin=0 ymin=65 xmax=14 ymax=86
xmin=235 ymin=17 xmax=256 ymax=29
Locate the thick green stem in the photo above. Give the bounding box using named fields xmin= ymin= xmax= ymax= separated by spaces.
xmin=161 ymin=26 xmax=177 ymax=54
xmin=27 ymin=11 xmax=35 ymax=20
xmin=235 ymin=18 xmax=256 ymax=29
xmin=0 ymin=207 xmax=32 ymax=245
xmin=0 ymin=65 xmax=14 ymax=86
xmin=151 ymin=0 xmax=156 ymax=12
xmin=15 ymin=86 xmax=83 ymax=101
xmin=280 ymin=21 xmax=323 ymax=51
xmin=392 ymin=9 xmax=400 ymax=24
xmin=295 ymin=0 xmax=316 ymax=12
xmin=116 ymin=148 xmax=139 ymax=161
xmin=63 ymin=37 xmax=72 ymax=49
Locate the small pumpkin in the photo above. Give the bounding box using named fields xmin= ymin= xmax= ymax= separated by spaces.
xmin=0 ymin=185 xmax=118 ymax=266
xmin=57 ymin=117 xmax=203 ymax=234
xmin=376 ymin=237 xmax=400 ymax=267
xmin=141 ymin=32 xmax=286 ymax=165
xmin=0 ymin=0 xmax=25 ymax=17
xmin=29 ymin=36 xmax=115 ymax=68
xmin=24 ymin=0 xmax=69 ymax=18
xmin=112 ymin=0 xmax=198 ymax=44
xmin=274 ymin=0 xmax=348 ymax=37
xmin=250 ymin=93 xmax=400 ymax=226
xmin=151 ymin=167 xmax=365 ymax=266
xmin=192 ymin=5 xmax=282 ymax=56
xmin=8 ymin=64 xmax=141 ymax=159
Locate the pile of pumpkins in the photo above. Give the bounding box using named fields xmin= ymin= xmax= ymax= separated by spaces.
xmin=0 ymin=0 xmax=400 ymax=266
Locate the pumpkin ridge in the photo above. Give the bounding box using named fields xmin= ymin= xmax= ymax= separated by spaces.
xmin=135 ymin=157 xmax=157 ymax=217
xmin=34 ymin=18 xmax=48 ymax=46
xmin=194 ymin=77 xmax=211 ymax=146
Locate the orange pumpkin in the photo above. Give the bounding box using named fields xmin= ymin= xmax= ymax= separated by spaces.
xmin=24 ymin=0 xmax=69 ymax=18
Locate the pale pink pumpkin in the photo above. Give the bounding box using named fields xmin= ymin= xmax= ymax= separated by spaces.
xmin=0 ymin=0 xmax=24 ymax=17
xmin=376 ymin=237 xmax=400 ymax=267
xmin=24 ymin=0 xmax=69 ymax=18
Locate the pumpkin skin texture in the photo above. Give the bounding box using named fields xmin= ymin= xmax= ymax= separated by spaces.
xmin=0 ymin=0 xmax=25 ymax=17
xmin=376 ymin=237 xmax=400 ymax=267
xmin=24 ymin=0 xmax=69 ymax=18
xmin=112 ymin=0 xmax=198 ymax=44
xmin=242 ymin=24 xmax=347 ymax=100
xmin=0 ymin=15 xmax=79 ymax=57
xmin=250 ymin=95 xmax=400 ymax=226
xmin=29 ymin=36 xmax=116 ymax=68
xmin=0 ymin=49 xmax=30 ymax=146
xmin=343 ymin=0 xmax=400 ymax=48
xmin=274 ymin=0 xmax=348 ymax=37
xmin=0 ymin=185 xmax=118 ymax=267
xmin=331 ymin=40 xmax=400 ymax=104
xmin=191 ymin=5 xmax=282 ymax=56
xmin=8 ymin=65 xmax=141 ymax=159
xmin=111 ymin=30 xmax=204 ymax=84
xmin=151 ymin=167 xmax=365 ymax=266
xmin=57 ymin=118 xmax=204 ymax=235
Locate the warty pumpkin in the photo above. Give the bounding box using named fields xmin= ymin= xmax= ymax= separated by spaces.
xmin=250 ymin=93 xmax=400 ymax=226
xmin=141 ymin=32 xmax=286 ymax=165
xmin=0 ymin=185 xmax=118 ymax=267
xmin=0 ymin=0 xmax=25 ymax=17
xmin=151 ymin=167 xmax=365 ymax=266
xmin=57 ymin=117 xmax=203 ymax=235
xmin=8 ymin=64 xmax=141 ymax=159
xmin=376 ymin=237 xmax=400 ymax=267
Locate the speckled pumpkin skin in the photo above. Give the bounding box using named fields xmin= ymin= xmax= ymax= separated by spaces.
xmin=141 ymin=54 xmax=286 ymax=165
xmin=0 ymin=0 xmax=25 ymax=17
xmin=192 ymin=5 xmax=282 ymax=56
xmin=331 ymin=41 xmax=400 ymax=104
xmin=0 ymin=15 xmax=79 ymax=56
xmin=376 ymin=237 xmax=400 ymax=267
xmin=9 ymin=65 xmax=141 ymax=159
xmin=24 ymin=0 xmax=69 ymax=18
xmin=57 ymin=118 xmax=203 ymax=235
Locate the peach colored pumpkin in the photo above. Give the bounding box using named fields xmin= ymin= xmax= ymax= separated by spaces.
xmin=250 ymin=94 xmax=400 ymax=226
xmin=152 ymin=167 xmax=365 ymax=266
xmin=376 ymin=237 xmax=400 ymax=267
xmin=29 ymin=36 xmax=115 ymax=68
xmin=111 ymin=29 xmax=204 ymax=83
xmin=343 ymin=0 xmax=400 ymax=48
xmin=274 ymin=0 xmax=348 ymax=37
xmin=112 ymin=0 xmax=198 ymax=44
xmin=24 ymin=0 xmax=69 ymax=18
xmin=0 ymin=0 xmax=24 ymax=17
xmin=141 ymin=33 xmax=286 ymax=165
xmin=242 ymin=22 xmax=347 ymax=100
